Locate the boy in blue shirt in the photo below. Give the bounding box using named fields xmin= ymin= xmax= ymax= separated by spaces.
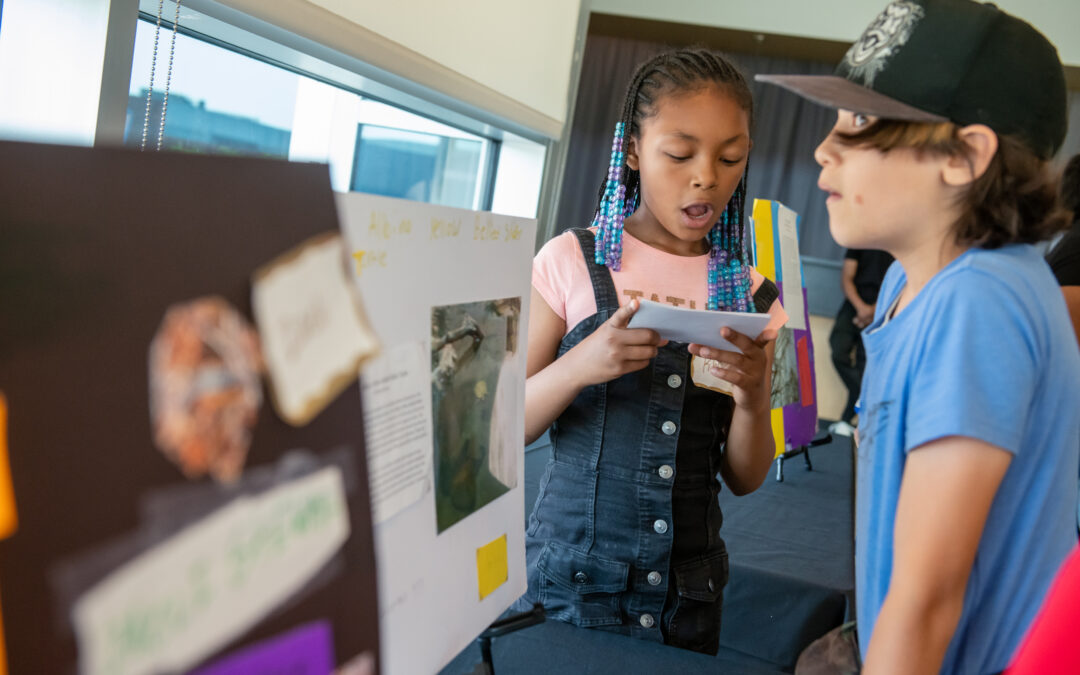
xmin=759 ymin=1 xmax=1080 ymax=673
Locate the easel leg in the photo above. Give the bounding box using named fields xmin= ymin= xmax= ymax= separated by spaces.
xmin=473 ymin=604 xmax=545 ymax=675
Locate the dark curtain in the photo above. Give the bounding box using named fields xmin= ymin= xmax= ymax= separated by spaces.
xmin=1056 ymin=89 xmax=1080 ymax=168
xmin=554 ymin=33 xmax=843 ymax=261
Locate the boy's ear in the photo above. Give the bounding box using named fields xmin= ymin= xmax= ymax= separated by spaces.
xmin=943 ymin=124 xmax=998 ymax=187
xmin=626 ymin=136 xmax=640 ymax=171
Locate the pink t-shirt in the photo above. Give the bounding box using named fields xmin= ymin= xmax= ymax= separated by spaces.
xmin=533 ymin=228 xmax=789 ymax=336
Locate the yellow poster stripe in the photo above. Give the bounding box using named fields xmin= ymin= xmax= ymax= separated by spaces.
xmin=770 ymin=407 xmax=786 ymax=459
xmin=752 ymin=199 xmax=777 ymax=281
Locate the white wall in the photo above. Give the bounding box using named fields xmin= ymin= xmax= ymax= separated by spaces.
xmin=211 ymin=0 xmax=582 ymax=138
xmin=308 ymin=0 xmax=581 ymax=126
xmin=588 ymin=0 xmax=1080 ymax=68
xmin=491 ymin=133 xmax=548 ymax=219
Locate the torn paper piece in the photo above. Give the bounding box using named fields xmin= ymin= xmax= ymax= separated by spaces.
xmin=72 ymin=465 xmax=350 ymax=675
xmin=253 ymin=233 xmax=379 ymax=427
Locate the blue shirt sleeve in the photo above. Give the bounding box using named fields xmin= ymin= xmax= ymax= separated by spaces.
xmin=904 ymin=269 xmax=1040 ymax=455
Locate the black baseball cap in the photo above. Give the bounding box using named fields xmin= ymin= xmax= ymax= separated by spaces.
xmin=757 ymin=0 xmax=1067 ymax=159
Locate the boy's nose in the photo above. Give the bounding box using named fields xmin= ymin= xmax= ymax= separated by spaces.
xmin=814 ymin=135 xmax=837 ymax=167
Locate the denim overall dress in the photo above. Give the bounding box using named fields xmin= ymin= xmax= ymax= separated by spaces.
xmin=518 ymin=229 xmax=778 ymax=654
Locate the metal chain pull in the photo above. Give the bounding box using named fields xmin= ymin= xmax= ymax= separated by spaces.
xmin=139 ymin=0 xmax=165 ymax=151
xmin=155 ymin=0 xmax=182 ymax=151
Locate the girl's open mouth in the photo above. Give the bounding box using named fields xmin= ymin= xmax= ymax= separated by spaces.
xmin=682 ymin=203 xmax=715 ymax=224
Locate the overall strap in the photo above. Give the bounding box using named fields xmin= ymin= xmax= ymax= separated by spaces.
xmin=569 ymin=228 xmax=620 ymax=315
xmin=753 ymin=278 xmax=780 ymax=314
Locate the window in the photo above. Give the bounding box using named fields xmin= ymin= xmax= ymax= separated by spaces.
xmin=351 ymin=125 xmax=486 ymax=209
xmin=126 ymin=21 xmax=297 ymax=158
xmin=124 ymin=15 xmax=543 ymax=215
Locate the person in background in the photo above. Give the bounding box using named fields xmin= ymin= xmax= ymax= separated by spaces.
xmin=828 ymin=247 xmax=893 ymax=436
xmin=1046 ymin=153 xmax=1080 ymax=341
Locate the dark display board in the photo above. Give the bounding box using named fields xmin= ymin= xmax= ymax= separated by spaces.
xmin=0 ymin=141 xmax=378 ymax=674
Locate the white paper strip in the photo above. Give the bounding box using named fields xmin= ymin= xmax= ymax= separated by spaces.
xmin=777 ymin=204 xmax=807 ymax=330
xmin=73 ymin=466 xmax=350 ymax=675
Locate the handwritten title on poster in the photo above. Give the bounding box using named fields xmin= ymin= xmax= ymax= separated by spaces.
xmin=353 ymin=212 xmax=524 ymax=277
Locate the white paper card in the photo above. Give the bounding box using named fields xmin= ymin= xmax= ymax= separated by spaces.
xmin=73 ymin=466 xmax=350 ymax=675
xmin=253 ymin=233 xmax=379 ymax=426
xmin=361 ymin=341 xmax=434 ymax=524
xmin=777 ymin=205 xmax=807 ymax=330
xmin=627 ymin=300 xmax=771 ymax=353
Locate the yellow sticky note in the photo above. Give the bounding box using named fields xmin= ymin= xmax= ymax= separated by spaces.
xmin=752 ymin=199 xmax=777 ymax=281
xmin=476 ymin=534 xmax=508 ymax=600
xmin=770 ymin=407 xmax=786 ymax=459
xmin=0 ymin=394 xmax=15 ymax=540
xmin=352 ymin=250 xmax=365 ymax=275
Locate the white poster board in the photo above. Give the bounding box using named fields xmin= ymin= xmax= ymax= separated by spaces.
xmin=776 ymin=204 xmax=806 ymax=331
xmin=337 ymin=193 xmax=533 ymax=675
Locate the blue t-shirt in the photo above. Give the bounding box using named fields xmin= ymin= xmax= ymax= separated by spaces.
xmin=856 ymin=244 xmax=1080 ymax=674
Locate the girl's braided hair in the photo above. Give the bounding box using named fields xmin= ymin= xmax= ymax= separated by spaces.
xmin=592 ymin=48 xmax=757 ymax=311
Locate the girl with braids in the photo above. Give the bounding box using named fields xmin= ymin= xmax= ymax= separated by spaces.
xmin=517 ymin=48 xmax=787 ymax=653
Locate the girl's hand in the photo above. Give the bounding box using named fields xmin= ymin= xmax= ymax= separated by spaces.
xmin=567 ymin=298 xmax=665 ymax=387
xmin=688 ymin=327 xmax=777 ymax=411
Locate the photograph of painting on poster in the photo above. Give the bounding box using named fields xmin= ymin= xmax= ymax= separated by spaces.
xmin=148 ymin=297 xmax=264 ymax=484
xmin=430 ymin=297 xmax=521 ymax=534
xmin=771 ymin=327 xmax=800 ymax=409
